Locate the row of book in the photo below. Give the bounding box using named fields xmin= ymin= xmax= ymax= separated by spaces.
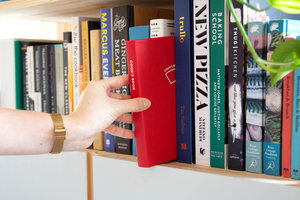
xmin=174 ymin=0 xmax=300 ymax=180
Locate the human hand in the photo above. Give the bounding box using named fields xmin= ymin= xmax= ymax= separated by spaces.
xmin=62 ymin=75 xmax=151 ymax=150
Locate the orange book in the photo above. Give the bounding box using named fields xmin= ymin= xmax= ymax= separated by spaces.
xmin=68 ymin=42 xmax=74 ymax=113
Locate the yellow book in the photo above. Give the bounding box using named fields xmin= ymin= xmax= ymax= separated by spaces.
xmin=68 ymin=43 xmax=74 ymax=113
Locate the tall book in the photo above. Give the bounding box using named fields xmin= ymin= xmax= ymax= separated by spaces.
xmin=193 ymin=0 xmax=210 ymax=166
xmin=100 ymin=8 xmax=115 ymax=152
xmin=63 ymin=32 xmax=72 ymax=115
xmin=227 ymin=0 xmax=246 ymax=171
xmin=48 ymin=45 xmax=57 ymax=113
xmin=150 ymin=19 xmax=174 ymax=38
xmin=126 ymin=36 xmax=177 ymax=167
xmin=209 ymin=0 xmax=226 ymax=168
xmin=90 ymin=29 xmax=104 ymax=151
xmin=81 ymin=20 xmax=100 ymax=91
xmin=33 ymin=45 xmax=43 ymax=112
xmin=264 ymin=19 xmax=300 ymax=176
xmin=174 ymin=0 xmax=195 ymax=164
xmin=55 ymin=44 xmax=64 ymax=114
xmin=246 ymin=21 xmax=267 ymax=173
xmin=41 ymin=45 xmax=50 ymax=113
xmin=71 ymin=16 xmax=99 ymax=109
xmin=128 ymin=25 xmax=150 ymax=156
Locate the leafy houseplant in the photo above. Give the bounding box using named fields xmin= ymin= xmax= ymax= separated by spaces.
xmin=228 ymin=0 xmax=300 ymax=86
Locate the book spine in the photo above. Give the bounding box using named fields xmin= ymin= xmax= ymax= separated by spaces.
xmin=55 ymin=45 xmax=64 ymax=114
xmin=48 ymin=45 xmax=57 ymax=113
xmin=129 ymin=25 xmax=150 ymax=156
xmin=41 ymin=45 xmax=50 ymax=113
xmin=63 ymin=32 xmax=71 ymax=115
xmin=209 ymin=0 xmax=226 ymax=169
xmin=68 ymin=43 xmax=74 ymax=113
xmin=81 ymin=21 xmax=91 ymax=90
xmin=245 ymin=21 xmax=267 ymax=173
xmin=228 ymin=0 xmax=245 ymax=171
xmin=14 ymin=41 xmax=23 ymax=110
xmin=72 ymin=17 xmax=81 ymax=108
xmin=150 ymin=19 xmax=175 ymax=38
xmin=21 ymin=43 xmax=32 ymax=110
xmin=101 ymin=8 xmax=115 ymax=152
xmin=292 ymin=69 xmax=300 ymax=179
xmin=264 ymin=20 xmax=286 ymax=176
xmin=27 ymin=46 xmax=37 ymax=111
xmin=113 ymin=5 xmax=133 ymax=155
xmin=193 ymin=0 xmax=210 ymax=166
xmin=282 ymin=71 xmax=293 ymax=178
xmin=34 ymin=45 xmax=42 ymax=112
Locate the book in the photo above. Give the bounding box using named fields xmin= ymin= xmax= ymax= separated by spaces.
xmin=90 ymin=29 xmax=104 ymax=151
xmin=129 ymin=25 xmax=150 ymax=156
xmin=150 ymin=19 xmax=174 ymax=38
xmin=193 ymin=0 xmax=210 ymax=167
xmin=126 ymin=36 xmax=177 ymax=167
xmin=63 ymin=32 xmax=72 ymax=115
xmin=174 ymin=0 xmax=195 ymax=164
xmin=264 ymin=19 xmax=300 ymax=176
xmin=100 ymin=8 xmax=115 ymax=152
xmin=71 ymin=16 xmax=99 ymax=109
xmin=209 ymin=0 xmax=226 ymax=169
xmin=55 ymin=44 xmax=64 ymax=114
xmin=246 ymin=21 xmax=267 ymax=174
xmin=228 ymin=0 xmax=245 ymax=171
xmin=67 ymin=39 xmax=74 ymax=114
xmin=48 ymin=45 xmax=57 ymax=113
xmin=81 ymin=20 xmax=100 ymax=91
xmin=41 ymin=45 xmax=50 ymax=113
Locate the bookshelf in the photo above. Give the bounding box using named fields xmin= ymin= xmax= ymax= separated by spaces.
xmin=0 ymin=0 xmax=300 ymax=199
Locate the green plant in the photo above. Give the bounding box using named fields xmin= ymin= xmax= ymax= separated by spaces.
xmin=228 ymin=0 xmax=300 ymax=86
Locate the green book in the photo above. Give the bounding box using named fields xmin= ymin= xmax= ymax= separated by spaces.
xmin=209 ymin=0 xmax=226 ymax=168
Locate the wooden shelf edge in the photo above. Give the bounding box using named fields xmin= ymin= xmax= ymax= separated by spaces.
xmin=81 ymin=149 xmax=300 ymax=188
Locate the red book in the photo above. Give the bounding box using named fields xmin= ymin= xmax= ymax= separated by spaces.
xmin=126 ymin=36 xmax=177 ymax=167
xmin=282 ymin=37 xmax=294 ymax=178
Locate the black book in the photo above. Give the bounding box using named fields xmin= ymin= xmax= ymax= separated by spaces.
xmin=227 ymin=0 xmax=246 ymax=171
xmin=113 ymin=5 xmax=134 ymax=155
xmin=41 ymin=45 xmax=50 ymax=113
xmin=21 ymin=43 xmax=33 ymax=111
xmin=48 ymin=45 xmax=57 ymax=113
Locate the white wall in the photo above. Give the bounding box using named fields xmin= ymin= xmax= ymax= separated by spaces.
xmin=93 ymin=156 xmax=300 ymax=200
xmin=0 ymin=152 xmax=87 ymax=200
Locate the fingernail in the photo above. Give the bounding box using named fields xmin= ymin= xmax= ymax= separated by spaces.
xmin=144 ymin=99 xmax=151 ymax=109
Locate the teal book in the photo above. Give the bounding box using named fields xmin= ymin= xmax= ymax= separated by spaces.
xmin=129 ymin=25 xmax=150 ymax=156
xmin=264 ymin=19 xmax=300 ymax=176
xmin=209 ymin=0 xmax=226 ymax=168
xmin=246 ymin=21 xmax=267 ymax=173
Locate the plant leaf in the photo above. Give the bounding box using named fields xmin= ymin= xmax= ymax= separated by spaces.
xmin=269 ymin=39 xmax=300 ymax=86
xmin=267 ymin=0 xmax=300 ymax=14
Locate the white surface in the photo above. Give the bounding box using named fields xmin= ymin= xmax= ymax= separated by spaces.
xmin=0 ymin=152 xmax=87 ymax=200
xmin=93 ymin=156 xmax=300 ymax=200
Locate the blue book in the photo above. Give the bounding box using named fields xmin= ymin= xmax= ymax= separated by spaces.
xmin=100 ymin=8 xmax=115 ymax=152
xmin=264 ymin=19 xmax=300 ymax=176
xmin=129 ymin=25 xmax=150 ymax=156
xmin=174 ymin=0 xmax=194 ymax=164
xmin=291 ymin=35 xmax=300 ymax=179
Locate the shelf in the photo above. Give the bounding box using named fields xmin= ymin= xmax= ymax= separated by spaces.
xmin=84 ymin=149 xmax=300 ymax=188
xmin=0 ymin=0 xmax=173 ymax=22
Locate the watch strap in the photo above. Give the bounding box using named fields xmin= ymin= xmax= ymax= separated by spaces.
xmin=50 ymin=114 xmax=66 ymax=154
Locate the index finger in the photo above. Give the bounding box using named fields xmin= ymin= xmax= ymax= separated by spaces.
xmin=103 ymin=75 xmax=129 ymax=92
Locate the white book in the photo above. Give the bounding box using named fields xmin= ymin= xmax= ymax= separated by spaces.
xmin=71 ymin=16 xmax=99 ymax=109
xmin=150 ymin=19 xmax=174 ymax=38
xmin=55 ymin=45 xmax=64 ymax=114
xmin=27 ymin=46 xmax=42 ymax=112
xmin=193 ymin=0 xmax=210 ymax=166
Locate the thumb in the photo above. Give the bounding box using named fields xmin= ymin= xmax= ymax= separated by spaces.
xmin=118 ymin=97 xmax=151 ymax=114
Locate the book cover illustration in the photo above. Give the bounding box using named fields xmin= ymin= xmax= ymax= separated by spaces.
xmin=126 ymin=36 xmax=177 ymax=167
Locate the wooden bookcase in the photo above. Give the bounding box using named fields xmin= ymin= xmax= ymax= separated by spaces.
xmin=0 ymin=0 xmax=300 ymax=199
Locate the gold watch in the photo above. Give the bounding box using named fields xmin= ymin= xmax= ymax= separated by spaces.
xmin=50 ymin=114 xmax=66 ymax=154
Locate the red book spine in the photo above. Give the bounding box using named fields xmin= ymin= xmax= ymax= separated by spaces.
xmin=282 ymin=71 xmax=294 ymax=178
xmin=126 ymin=36 xmax=177 ymax=167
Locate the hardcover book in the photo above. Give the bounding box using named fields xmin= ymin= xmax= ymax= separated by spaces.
xmin=63 ymin=32 xmax=72 ymax=115
xmin=194 ymin=0 xmax=210 ymax=167
xmin=246 ymin=21 xmax=267 ymax=174
xmin=150 ymin=19 xmax=174 ymax=38
xmin=228 ymin=0 xmax=246 ymax=171
xmin=48 ymin=45 xmax=57 ymax=113
xmin=126 ymin=36 xmax=177 ymax=167
xmin=264 ymin=19 xmax=300 ymax=176
xmin=209 ymin=0 xmax=226 ymax=169
xmin=174 ymin=0 xmax=195 ymax=164
xmin=41 ymin=45 xmax=50 ymax=113
xmin=129 ymin=25 xmax=150 ymax=156
xmin=55 ymin=45 xmax=64 ymax=115
xmin=100 ymin=8 xmax=115 ymax=152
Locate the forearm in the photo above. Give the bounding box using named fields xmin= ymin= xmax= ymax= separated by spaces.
xmin=0 ymin=107 xmax=89 ymax=155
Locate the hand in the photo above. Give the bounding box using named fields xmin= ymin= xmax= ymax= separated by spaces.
xmin=62 ymin=75 xmax=151 ymax=150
